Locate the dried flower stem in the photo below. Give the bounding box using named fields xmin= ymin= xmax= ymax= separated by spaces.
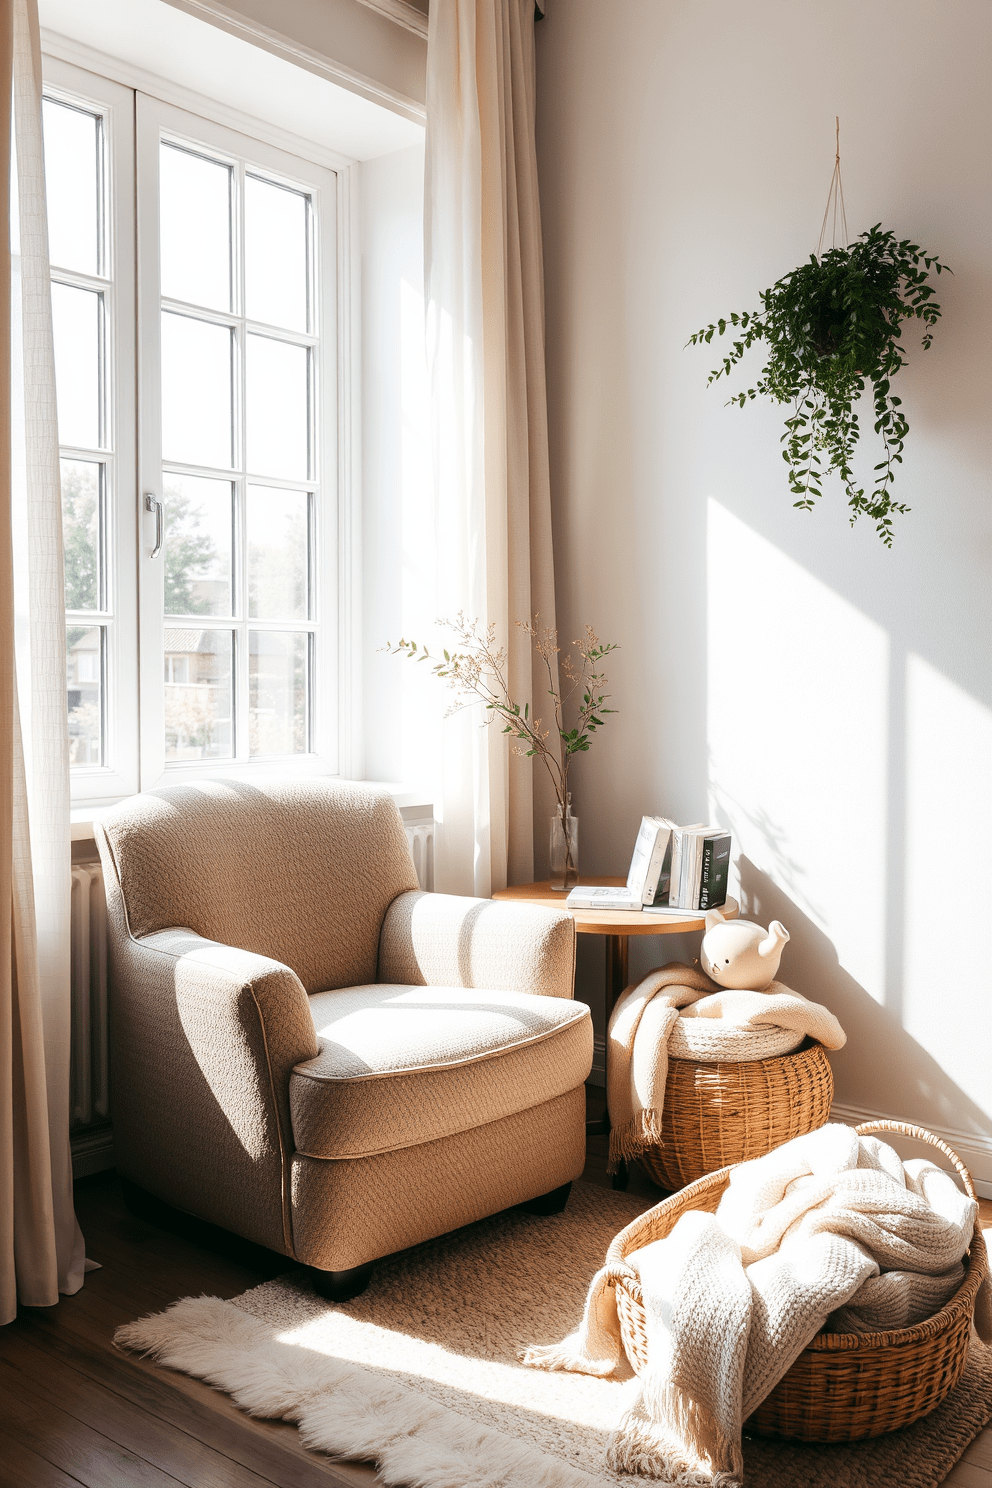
xmin=384 ymin=614 xmax=618 ymax=871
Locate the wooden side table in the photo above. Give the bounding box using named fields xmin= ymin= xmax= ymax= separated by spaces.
xmin=492 ymin=876 xmax=739 ymax=1023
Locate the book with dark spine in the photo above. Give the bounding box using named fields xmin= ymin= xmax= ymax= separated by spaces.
xmin=699 ymin=832 xmax=732 ymax=910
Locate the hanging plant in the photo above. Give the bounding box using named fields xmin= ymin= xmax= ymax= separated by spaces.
xmin=688 ymin=132 xmax=950 ymax=546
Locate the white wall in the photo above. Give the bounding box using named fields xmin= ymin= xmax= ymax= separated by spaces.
xmin=536 ymin=1 xmax=992 ymax=1178
xmin=40 ymin=0 xmax=424 ymax=161
xmin=167 ymin=0 xmax=427 ymax=107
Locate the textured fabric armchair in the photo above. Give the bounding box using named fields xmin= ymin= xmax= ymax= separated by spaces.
xmin=95 ymin=780 xmax=591 ymax=1297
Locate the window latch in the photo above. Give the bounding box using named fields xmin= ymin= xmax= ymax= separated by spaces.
xmin=144 ymin=493 xmax=163 ymax=559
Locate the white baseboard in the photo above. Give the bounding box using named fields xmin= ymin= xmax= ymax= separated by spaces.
xmin=831 ymin=1101 xmax=992 ymax=1200
xmin=71 ymin=1124 xmax=115 ymax=1180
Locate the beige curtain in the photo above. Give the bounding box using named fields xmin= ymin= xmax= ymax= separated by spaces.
xmin=1 ymin=0 xmax=86 ymax=1326
xmin=425 ymin=0 xmax=558 ymax=896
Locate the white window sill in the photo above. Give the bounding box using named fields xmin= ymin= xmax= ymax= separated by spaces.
xmin=70 ymin=779 xmax=434 ymax=842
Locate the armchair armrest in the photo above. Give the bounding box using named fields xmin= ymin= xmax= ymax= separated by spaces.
xmin=110 ymin=927 xmax=319 ymax=1253
xmin=377 ymin=890 xmax=576 ymax=999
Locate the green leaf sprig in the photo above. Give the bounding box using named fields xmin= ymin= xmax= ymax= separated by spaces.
xmin=687 ymin=225 xmax=949 ymax=545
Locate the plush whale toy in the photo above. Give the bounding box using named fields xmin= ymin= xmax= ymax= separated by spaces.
xmin=700 ymin=906 xmax=790 ymax=991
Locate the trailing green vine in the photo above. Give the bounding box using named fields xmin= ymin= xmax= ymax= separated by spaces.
xmin=688 ymin=225 xmax=949 ymax=545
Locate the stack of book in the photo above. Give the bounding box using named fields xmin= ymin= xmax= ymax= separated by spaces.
xmin=658 ymin=822 xmax=731 ymax=913
xmin=565 ymin=816 xmax=730 ymax=914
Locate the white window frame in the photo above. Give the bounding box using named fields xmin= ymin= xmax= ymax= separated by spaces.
xmin=136 ymin=95 xmax=340 ymax=789
xmin=45 ymin=56 xmax=139 ymax=803
xmin=42 ymin=48 xmax=363 ymax=806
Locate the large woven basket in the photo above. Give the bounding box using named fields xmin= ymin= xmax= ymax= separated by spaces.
xmin=608 ymin=1121 xmax=988 ymax=1442
xmin=638 ymin=1038 xmax=834 ymax=1190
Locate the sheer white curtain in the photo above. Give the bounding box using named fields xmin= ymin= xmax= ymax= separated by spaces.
xmin=425 ymin=0 xmax=558 ymax=897
xmin=1 ymin=0 xmax=85 ymax=1326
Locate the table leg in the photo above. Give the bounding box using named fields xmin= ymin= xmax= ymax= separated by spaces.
xmin=606 ymin=934 xmax=629 ymax=1020
xmin=586 ymin=934 xmax=630 ymax=1138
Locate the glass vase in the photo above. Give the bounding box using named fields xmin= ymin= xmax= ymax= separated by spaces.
xmin=549 ymin=801 xmax=579 ymax=891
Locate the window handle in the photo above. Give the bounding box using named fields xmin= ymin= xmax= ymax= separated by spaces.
xmin=144 ymin=493 xmax=163 ymax=558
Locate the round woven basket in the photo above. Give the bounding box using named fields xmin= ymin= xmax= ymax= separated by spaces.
xmin=638 ymin=1039 xmax=834 ymax=1191
xmin=607 ymin=1121 xmax=988 ymax=1442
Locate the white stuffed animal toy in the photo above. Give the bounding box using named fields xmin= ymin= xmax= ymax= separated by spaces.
xmin=701 ymin=906 xmax=790 ymax=991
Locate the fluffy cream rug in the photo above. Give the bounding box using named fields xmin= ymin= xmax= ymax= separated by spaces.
xmin=115 ymin=1182 xmax=992 ymax=1488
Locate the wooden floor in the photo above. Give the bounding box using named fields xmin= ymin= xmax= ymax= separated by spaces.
xmin=2 ymin=1094 xmax=990 ymax=1488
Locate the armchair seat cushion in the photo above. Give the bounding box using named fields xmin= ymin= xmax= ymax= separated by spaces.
xmin=290 ymin=984 xmax=593 ymax=1160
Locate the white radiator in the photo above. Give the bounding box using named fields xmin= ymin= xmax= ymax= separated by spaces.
xmin=404 ymin=821 xmax=435 ymax=891
xmin=70 ymin=863 xmax=110 ymax=1130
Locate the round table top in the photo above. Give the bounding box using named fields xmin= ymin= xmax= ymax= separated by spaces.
xmin=492 ymin=877 xmax=740 ymax=935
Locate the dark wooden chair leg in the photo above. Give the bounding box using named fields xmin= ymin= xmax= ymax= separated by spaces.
xmin=515 ymin=1181 xmax=572 ymax=1216
xmin=611 ymin=1159 xmax=629 ymax=1191
xmin=309 ymin=1262 xmax=374 ymax=1302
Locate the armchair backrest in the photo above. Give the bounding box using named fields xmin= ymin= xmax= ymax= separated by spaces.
xmin=97 ymin=779 xmax=420 ymax=993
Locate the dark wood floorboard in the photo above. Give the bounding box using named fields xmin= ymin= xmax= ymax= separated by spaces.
xmin=0 ymin=1427 xmax=88 ymax=1488
xmin=0 ymin=1331 xmax=280 ymax=1488
xmin=5 ymin=1088 xmax=989 ymax=1487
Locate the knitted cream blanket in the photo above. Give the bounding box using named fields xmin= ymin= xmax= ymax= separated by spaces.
xmin=524 ymin=1124 xmax=992 ymax=1486
xmin=607 ymin=963 xmax=847 ymax=1172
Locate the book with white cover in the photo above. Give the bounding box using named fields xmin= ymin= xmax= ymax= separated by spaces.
xmin=644 ymin=900 xmax=707 ymax=917
xmin=646 ymin=817 xmax=677 ymax=905
xmin=625 ymin=816 xmax=658 ymax=900
xmin=669 ymin=822 xmax=706 ymax=909
xmin=565 ymin=885 xmax=641 ymax=910
xmin=626 ymin=816 xmax=673 ymax=905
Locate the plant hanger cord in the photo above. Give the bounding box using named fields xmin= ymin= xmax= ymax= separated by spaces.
xmin=816 ymin=116 xmax=849 ymax=257
xmin=686 ymin=118 xmax=948 ymax=545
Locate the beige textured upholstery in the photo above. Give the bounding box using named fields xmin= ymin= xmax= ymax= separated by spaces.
xmin=293 ymin=985 xmax=591 ymax=1159
xmin=378 ymin=890 xmax=576 ymax=997
xmin=291 ymin=1088 xmax=587 ymax=1273
xmin=96 ymin=780 xmax=589 ymax=1274
xmin=100 ymin=780 xmax=419 ymax=994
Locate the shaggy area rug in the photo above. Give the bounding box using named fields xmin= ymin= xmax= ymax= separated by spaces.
xmin=116 ymin=1181 xmax=992 ymax=1488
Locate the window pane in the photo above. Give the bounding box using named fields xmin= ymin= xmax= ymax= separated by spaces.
xmin=163 ymin=474 xmax=233 ymax=617
xmin=248 ymin=486 xmax=308 ymax=620
xmin=246 ymin=336 xmax=308 ymax=480
xmin=245 ymin=176 xmax=308 ymax=332
xmin=61 ymin=460 xmax=102 ymax=611
xmin=249 ymin=631 xmax=308 ymax=755
xmin=164 ymin=628 xmax=233 ymax=760
xmin=43 ymin=100 xmax=100 ymax=276
xmin=52 ymin=282 xmax=101 ymax=448
xmin=160 ymin=144 xmax=232 ymax=312
xmin=67 ymin=625 xmax=103 ymax=766
xmin=161 ymin=313 xmax=233 ymax=469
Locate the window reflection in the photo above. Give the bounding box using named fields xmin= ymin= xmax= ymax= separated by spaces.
xmin=66 ymin=625 xmax=103 ymax=766
xmin=163 ymin=628 xmax=233 ymax=760
xmin=249 ymin=631 xmax=308 ymax=756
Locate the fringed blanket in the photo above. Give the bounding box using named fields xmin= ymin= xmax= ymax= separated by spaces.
xmin=606 ymin=963 xmax=847 ymax=1172
xmin=524 ymin=1124 xmax=992 ymax=1486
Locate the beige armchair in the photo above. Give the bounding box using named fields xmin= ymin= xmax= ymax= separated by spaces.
xmin=95 ymin=780 xmax=591 ymax=1298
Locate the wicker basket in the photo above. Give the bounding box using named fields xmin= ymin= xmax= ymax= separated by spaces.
xmin=638 ymin=1039 xmax=834 ymax=1191
xmin=608 ymin=1121 xmax=988 ymax=1442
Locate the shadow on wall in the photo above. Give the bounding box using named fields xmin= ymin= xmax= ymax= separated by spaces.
xmin=737 ymin=854 xmax=992 ymax=1144
xmin=706 ymin=495 xmax=992 ymax=1154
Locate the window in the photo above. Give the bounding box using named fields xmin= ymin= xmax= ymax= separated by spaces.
xmin=43 ymin=59 xmax=344 ymax=801
xmin=45 ymin=68 xmax=137 ymax=798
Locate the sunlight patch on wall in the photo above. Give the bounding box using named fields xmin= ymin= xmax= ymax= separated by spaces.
xmin=706 ymin=500 xmax=889 ymax=1000
xmin=903 ymin=653 xmax=992 ymax=1115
